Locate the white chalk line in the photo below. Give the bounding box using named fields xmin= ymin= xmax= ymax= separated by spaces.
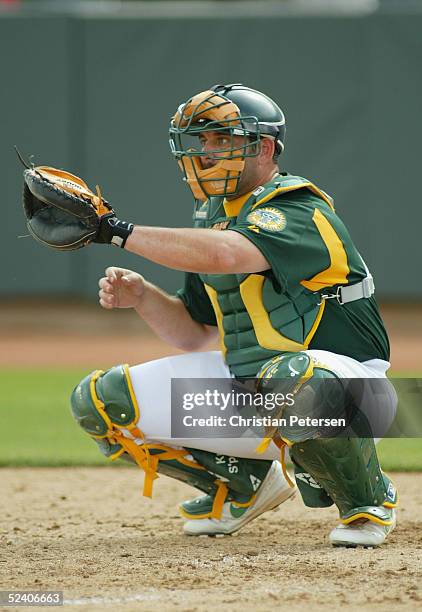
xmin=62 ymin=581 xmax=290 ymax=607
xmin=62 ymin=558 xmax=280 ymax=606
xmin=63 ymin=592 xmax=162 ymax=606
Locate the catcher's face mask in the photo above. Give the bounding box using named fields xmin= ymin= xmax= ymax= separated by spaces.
xmin=169 ymin=89 xmax=261 ymax=201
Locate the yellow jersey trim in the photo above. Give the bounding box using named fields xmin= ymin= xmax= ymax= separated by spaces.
xmin=251 ymin=182 xmax=335 ymax=212
xmin=223 ymin=189 xmax=254 ymax=217
xmin=301 ymin=209 xmax=350 ymax=291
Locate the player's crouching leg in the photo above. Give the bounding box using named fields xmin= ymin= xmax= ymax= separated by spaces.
xmin=257 ymin=352 xmax=398 ymax=547
xmin=69 ymin=365 xmax=296 ymax=535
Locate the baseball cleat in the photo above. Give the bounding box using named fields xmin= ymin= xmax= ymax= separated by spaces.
xmin=181 ymin=460 xmax=296 ymax=536
xmin=329 ymin=508 xmax=396 ymax=547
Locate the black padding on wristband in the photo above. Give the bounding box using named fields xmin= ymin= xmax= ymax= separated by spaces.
xmin=95 ymin=216 xmax=134 ymax=247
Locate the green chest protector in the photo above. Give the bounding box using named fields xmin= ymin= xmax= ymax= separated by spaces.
xmin=195 ymin=175 xmax=332 ymax=377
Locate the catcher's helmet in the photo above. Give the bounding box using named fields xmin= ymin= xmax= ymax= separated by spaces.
xmin=169 ymin=83 xmax=286 ymax=201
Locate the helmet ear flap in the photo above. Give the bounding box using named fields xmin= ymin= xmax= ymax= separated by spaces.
xmin=274 ymin=139 xmax=284 ymax=161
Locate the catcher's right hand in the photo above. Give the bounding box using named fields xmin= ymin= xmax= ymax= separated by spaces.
xmin=99 ymin=267 xmax=146 ymax=309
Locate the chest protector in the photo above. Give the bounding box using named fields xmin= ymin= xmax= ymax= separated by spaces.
xmin=195 ymin=175 xmax=334 ymax=377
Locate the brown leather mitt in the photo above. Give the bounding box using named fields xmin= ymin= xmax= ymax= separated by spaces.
xmin=23 ymin=166 xmax=114 ymax=250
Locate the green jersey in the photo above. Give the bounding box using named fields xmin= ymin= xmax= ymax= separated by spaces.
xmin=177 ymin=173 xmax=389 ymax=377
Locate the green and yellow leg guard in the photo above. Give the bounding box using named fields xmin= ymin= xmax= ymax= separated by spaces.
xmin=290 ymin=438 xmax=398 ymax=525
xmin=291 ymin=459 xmax=334 ymax=508
xmin=70 ymin=365 xmax=272 ymax=520
xmin=256 ymin=351 xmax=398 ymax=525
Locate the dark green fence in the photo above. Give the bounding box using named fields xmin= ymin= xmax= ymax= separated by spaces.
xmin=2 ymin=2 xmax=421 ymax=298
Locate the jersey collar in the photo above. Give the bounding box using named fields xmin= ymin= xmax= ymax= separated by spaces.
xmin=223 ymin=173 xmax=282 ymax=218
xmin=223 ymin=189 xmax=254 ymax=218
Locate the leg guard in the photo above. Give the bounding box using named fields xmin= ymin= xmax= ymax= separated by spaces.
xmin=290 ymin=438 xmax=397 ymax=524
xmin=257 ymin=352 xmax=398 ymax=524
xmin=292 ymin=458 xmax=334 ymax=508
xmin=70 ymin=366 xmax=272 ymax=519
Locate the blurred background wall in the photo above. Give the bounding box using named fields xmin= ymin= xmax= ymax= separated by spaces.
xmin=1 ymin=0 xmax=421 ymax=300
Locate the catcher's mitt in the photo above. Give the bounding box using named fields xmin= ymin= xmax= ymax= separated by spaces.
xmin=23 ymin=165 xmax=114 ymax=250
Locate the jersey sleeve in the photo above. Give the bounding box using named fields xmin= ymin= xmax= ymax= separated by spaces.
xmin=176 ymin=272 xmax=217 ymax=326
xmin=231 ymin=192 xmax=337 ymax=292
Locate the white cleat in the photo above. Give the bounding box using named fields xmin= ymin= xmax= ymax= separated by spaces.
xmin=329 ymin=508 xmax=397 ymax=547
xmin=183 ymin=460 xmax=296 ymax=536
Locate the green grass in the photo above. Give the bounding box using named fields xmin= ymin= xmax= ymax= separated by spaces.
xmin=0 ymin=369 xmax=421 ymax=470
xmin=0 ymin=369 xmax=110 ymax=466
xmin=377 ymin=438 xmax=422 ymax=471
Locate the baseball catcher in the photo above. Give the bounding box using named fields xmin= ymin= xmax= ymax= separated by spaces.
xmin=22 ymin=84 xmax=398 ymax=546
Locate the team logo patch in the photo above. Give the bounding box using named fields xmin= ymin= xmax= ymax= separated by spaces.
xmin=246 ymin=207 xmax=286 ymax=232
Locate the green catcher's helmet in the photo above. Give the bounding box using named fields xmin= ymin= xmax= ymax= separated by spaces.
xmin=169 ymin=83 xmax=286 ymax=201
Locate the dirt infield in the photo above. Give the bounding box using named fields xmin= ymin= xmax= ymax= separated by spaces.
xmin=0 ymin=468 xmax=421 ymax=612
xmin=0 ymin=301 xmax=421 ymax=370
xmin=1 ymin=303 xmax=421 ymax=610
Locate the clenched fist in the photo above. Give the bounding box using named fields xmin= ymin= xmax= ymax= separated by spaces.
xmin=98 ymin=267 xmax=145 ymax=309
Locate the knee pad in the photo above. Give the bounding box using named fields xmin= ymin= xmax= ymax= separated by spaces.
xmin=70 ymin=365 xmax=160 ymax=493
xmin=256 ymin=351 xmax=346 ymax=444
xmin=71 ymin=364 xmax=142 ymax=447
